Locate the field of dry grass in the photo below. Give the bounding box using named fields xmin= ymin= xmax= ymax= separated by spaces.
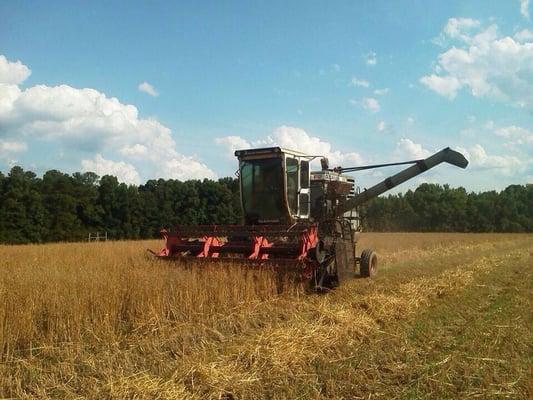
xmin=0 ymin=233 xmax=532 ymax=399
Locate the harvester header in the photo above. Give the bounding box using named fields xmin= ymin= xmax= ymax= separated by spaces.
xmin=153 ymin=145 xmax=468 ymax=290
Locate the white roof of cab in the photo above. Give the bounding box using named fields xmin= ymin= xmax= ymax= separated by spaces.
xmin=234 ymin=146 xmax=316 ymax=159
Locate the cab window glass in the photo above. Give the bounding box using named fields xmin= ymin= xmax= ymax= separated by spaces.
xmin=286 ymin=158 xmax=299 ymax=215
xmin=300 ymin=160 xmax=309 ymax=188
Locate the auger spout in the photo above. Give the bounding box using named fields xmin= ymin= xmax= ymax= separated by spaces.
xmin=335 ymin=147 xmax=468 ymax=216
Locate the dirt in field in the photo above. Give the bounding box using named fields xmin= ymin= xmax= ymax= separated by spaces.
xmin=0 ymin=233 xmax=531 ymax=399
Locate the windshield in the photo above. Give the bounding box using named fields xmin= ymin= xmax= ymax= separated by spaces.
xmin=240 ymin=157 xmax=284 ymax=223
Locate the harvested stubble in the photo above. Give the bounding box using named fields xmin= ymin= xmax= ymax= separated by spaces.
xmin=0 ymin=233 xmax=531 ymax=399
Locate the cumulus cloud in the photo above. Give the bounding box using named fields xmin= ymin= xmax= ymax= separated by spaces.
xmin=0 ymin=54 xmax=216 ymax=183
xmin=350 ymin=77 xmax=370 ymax=87
xmin=421 ymin=20 xmax=533 ymax=109
xmin=138 ymin=81 xmax=158 ymax=97
xmin=270 ymin=126 xmax=363 ymax=165
xmin=163 ymin=155 xmax=217 ymax=181
xmin=0 ymin=55 xmax=31 ymax=85
xmin=216 ymin=125 xmax=363 ymax=168
xmin=514 ymin=29 xmax=533 ymax=42
xmin=419 ymin=75 xmax=461 ymax=99
xmin=377 ymin=121 xmax=386 ymax=132
xmin=216 ymin=130 xmax=530 ymax=188
xmin=458 ymin=144 xmax=525 ymax=174
xmin=214 ymin=136 xmax=251 ymax=158
xmin=394 ymin=139 xmax=527 ymax=176
xmin=520 ymin=0 xmax=530 ymax=19
xmin=119 ymin=143 xmax=148 ymax=157
xmin=364 ymin=51 xmax=377 ymax=65
xmin=81 ymin=154 xmax=141 ymax=185
xmin=494 ymin=125 xmax=533 ymax=145
xmin=394 ymin=138 xmax=432 ymax=160
xmin=443 ymin=17 xmax=481 ymax=41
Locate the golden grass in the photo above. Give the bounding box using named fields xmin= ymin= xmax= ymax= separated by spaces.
xmin=0 ymin=233 xmax=531 ymax=399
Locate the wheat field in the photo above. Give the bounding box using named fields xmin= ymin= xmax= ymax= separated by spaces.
xmin=0 ymin=233 xmax=532 ymax=399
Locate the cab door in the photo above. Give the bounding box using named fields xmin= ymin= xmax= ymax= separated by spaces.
xmin=285 ymin=157 xmax=299 ymax=217
xmin=286 ymin=157 xmax=311 ymax=220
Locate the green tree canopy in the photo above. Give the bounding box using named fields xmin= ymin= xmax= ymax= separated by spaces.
xmin=0 ymin=165 xmax=530 ymax=244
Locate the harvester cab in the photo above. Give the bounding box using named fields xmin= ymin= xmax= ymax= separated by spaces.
xmin=154 ymin=145 xmax=468 ymax=291
xmin=235 ymin=147 xmax=313 ymax=225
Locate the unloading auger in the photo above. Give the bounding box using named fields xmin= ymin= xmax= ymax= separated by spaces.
xmin=152 ymin=146 xmax=468 ymax=289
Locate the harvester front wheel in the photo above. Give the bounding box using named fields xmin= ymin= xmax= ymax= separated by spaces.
xmin=360 ymin=249 xmax=377 ymax=277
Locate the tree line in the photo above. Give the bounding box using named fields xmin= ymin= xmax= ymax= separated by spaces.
xmin=0 ymin=166 xmax=240 ymax=244
xmin=0 ymin=166 xmax=530 ymax=244
xmin=363 ymin=183 xmax=532 ymax=233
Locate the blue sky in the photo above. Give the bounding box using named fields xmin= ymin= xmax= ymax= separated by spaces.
xmin=0 ymin=0 xmax=531 ymax=191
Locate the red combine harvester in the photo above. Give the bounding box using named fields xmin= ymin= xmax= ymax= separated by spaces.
xmin=153 ymin=146 xmax=468 ymax=290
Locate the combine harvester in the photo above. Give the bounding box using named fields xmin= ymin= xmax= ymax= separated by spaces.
xmin=153 ymin=146 xmax=468 ymax=290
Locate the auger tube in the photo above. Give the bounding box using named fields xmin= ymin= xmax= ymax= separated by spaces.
xmin=336 ymin=147 xmax=468 ymax=216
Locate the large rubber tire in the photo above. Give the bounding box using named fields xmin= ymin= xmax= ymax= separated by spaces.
xmin=360 ymin=249 xmax=378 ymax=277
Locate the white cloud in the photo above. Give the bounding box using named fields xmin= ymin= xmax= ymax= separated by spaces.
xmin=162 ymin=155 xmax=217 ymax=181
xmin=419 ymin=75 xmax=461 ymax=99
xmin=394 ymin=138 xmax=432 ymax=160
xmin=520 ymin=0 xmax=530 ymax=19
xmin=350 ymin=77 xmax=370 ymax=87
xmin=475 ymin=121 xmax=533 ymax=154
xmin=0 ymin=54 xmax=216 ymax=182
xmin=458 ymin=144 xmax=525 ymax=174
xmin=0 ymin=140 xmax=27 ymax=163
xmin=0 ymin=55 xmax=31 ymax=85
xmin=406 ymin=116 xmax=415 ymax=124
xmin=394 ymin=138 xmax=528 ymax=177
xmin=273 ymin=126 xmax=364 ymax=166
xmin=421 ymin=20 xmax=533 ymax=109
xmin=494 ymin=125 xmax=533 ymax=146
xmin=214 ymin=136 xmax=251 ymax=158
xmin=514 ymin=29 xmax=533 ymax=42
xmin=361 ymin=97 xmax=380 ymax=113
xmin=138 ymin=81 xmax=158 ymax=97
xmin=365 ymin=52 xmax=377 ymax=65
xmin=81 ymin=154 xmax=141 ymax=185
xmin=377 ymin=121 xmax=386 ymax=132
xmin=373 ymin=88 xmax=389 ymax=95
xmin=0 ymin=139 xmax=27 ymax=153
xmin=216 ymin=125 xmax=363 ymax=168
xmin=119 ymin=143 xmax=148 ymax=157
xmin=443 ymin=18 xmax=481 ymax=41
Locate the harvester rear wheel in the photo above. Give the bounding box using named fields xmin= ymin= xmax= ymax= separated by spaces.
xmin=360 ymin=249 xmax=377 ymax=277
